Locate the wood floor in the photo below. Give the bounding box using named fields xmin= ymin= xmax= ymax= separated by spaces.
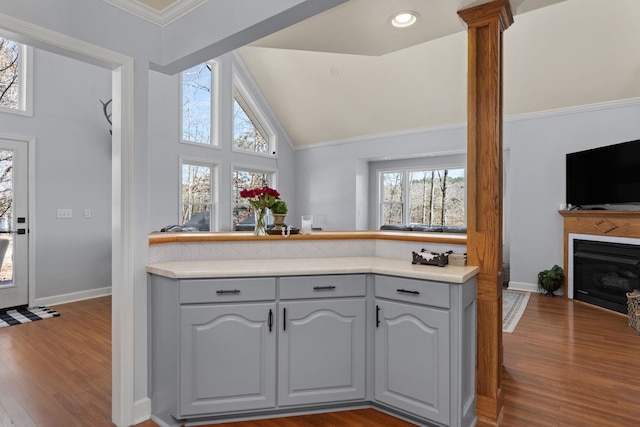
xmin=1 ymin=293 xmax=639 ymax=427
xmin=0 ymin=297 xmax=112 ymax=427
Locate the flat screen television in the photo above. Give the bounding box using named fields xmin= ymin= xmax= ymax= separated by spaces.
xmin=566 ymin=139 xmax=640 ymax=208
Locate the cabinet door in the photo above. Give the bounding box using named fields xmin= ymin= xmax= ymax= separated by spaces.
xmin=179 ymin=303 xmax=276 ymax=416
xmin=375 ymin=300 xmax=450 ymax=425
xmin=278 ymin=299 xmax=366 ymax=406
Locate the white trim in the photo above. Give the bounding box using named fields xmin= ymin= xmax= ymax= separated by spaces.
xmin=231 ymin=164 xmax=277 ymax=229
xmin=231 ymin=68 xmax=277 ymax=158
xmin=0 ymin=134 xmax=36 ymax=308
xmin=0 ymin=42 xmax=33 ymax=116
xmin=567 ymin=233 xmax=640 ymax=300
xmin=507 ymin=281 xmax=540 ymax=294
xmin=504 ymin=97 xmax=640 ymax=124
xmin=38 ymin=286 xmax=112 ymax=307
xmin=179 ymin=156 xmax=218 ymax=231
xmin=133 ymin=397 xmax=152 ymax=425
xmin=295 ymin=97 xmax=640 ymax=151
xmin=0 ymin=12 xmax=137 ymax=427
xmin=27 ymin=137 xmax=36 ymax=307
xmin=111 ymin=59 xmax=136 ymax=427
xmin=296 ymin=121 xmax=467 ymax=151
xmin=20 ymin=45 xmax=33 ymax=116
xmin=179 ymin=60 xmax=219 ymax=147
xmin=102 ymin=0 xmax=210 ymax=27
xmin=231 ymin=51 xmax=295 ymax=152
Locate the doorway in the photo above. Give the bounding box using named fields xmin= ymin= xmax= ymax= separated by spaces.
xmin=0 ymin=138 xmax=29 ymax=309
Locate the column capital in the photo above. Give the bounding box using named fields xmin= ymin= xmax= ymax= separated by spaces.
xmin=458 ymin=0 xmax=514 ymax=30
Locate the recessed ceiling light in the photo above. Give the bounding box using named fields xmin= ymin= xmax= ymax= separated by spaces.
xmin=390 ymin=11 xmax=418 ymax=28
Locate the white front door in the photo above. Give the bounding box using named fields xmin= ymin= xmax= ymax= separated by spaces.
xmin=0 ymin=139 xmax=29 ymax=309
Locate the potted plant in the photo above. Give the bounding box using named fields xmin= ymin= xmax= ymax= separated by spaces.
xmin=537 ymin=264 xmax=564 ymax=296
xmin=271 ymin=200 xmax=288 ymax=230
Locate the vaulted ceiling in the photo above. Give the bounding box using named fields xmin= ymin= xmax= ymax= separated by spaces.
xmin=103 ymin=0 xmax=640 ymax=148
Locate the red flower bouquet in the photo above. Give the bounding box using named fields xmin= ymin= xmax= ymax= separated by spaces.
xmin=240 ymin=186 xmax=280 ymax=235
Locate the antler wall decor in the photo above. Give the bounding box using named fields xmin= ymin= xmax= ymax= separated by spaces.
xmin=100 ymin=98 xmax=112 ymax=135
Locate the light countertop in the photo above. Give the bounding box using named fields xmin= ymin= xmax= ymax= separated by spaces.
xmin=146 ymin=256 xmax=479 ymax=284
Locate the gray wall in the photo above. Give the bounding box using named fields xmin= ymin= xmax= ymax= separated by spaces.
xmin=506 ymin=102 xmax=640 ymax=291
xmin=0 ymin=49 xmax=112 ymax=300
xmin=295 ymin=125 xmax=468 ymax=231
xmin=294 ymin=100 xmax=640 ymax=289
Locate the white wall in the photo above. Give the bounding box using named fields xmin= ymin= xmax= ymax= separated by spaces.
xmin=148 ymin=52 xmax=296 ymax=233
xmin=0 ymin=49 xmax=112 ymax=300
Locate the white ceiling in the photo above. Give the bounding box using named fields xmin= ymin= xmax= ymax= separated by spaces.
xmin=104 ymin=0 xmax=640 ymax=148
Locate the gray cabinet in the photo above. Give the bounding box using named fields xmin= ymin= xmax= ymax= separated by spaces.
xmin=375 ymin=299 xmax=450 ymax=424
xmin=179 ymin=302 xmax=276 ymax=416
xmin=374 ymin=274 xmax=477 ymax=427
xmin=149 ymin=271 xmax=476 ymax=427
xmin=278 ymin=275 xmax=367 ymax=406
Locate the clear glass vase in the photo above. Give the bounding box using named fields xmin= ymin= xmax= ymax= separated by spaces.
xmin=254 ymin=208 xmax=267 ymax=236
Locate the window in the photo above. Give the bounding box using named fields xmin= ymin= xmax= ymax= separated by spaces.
xmin=232 ymin=168 xmax=273 ymax=226
xmin=232 ymin=74 xmax=275 ymax=156
xmin=0 ymin=37 xmax=31 ymax=115
xmin=181 ymin=62 xmax=218 ymax=146
xmin=379 ymin=167 xmax=465 ymax=227
xmin=381 ymin=171 xmax=404 ymax=224
xmin=181 ymin=160 xmax=216 ymax=231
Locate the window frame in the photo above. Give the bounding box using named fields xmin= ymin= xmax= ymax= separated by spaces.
xmin=377 ymin=162 xmax=466 ymax=228
xmin=0 ymin=39 xmax=33 ymax=117
xmin=231 ymin=70 xmax=276 ymax=158
xmin=179 ymin=157 xmax=218 ymax=231
xmin=179 ymin=60 xmax=219 ymax=148
xmin=231 ymin=165 xmax=277 ymax=228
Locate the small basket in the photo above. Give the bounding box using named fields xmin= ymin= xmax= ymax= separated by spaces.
xmin=411 ymin=249 xmax=452 ymax=267
xmin=626 ymin=290 xmax=640 ymax=334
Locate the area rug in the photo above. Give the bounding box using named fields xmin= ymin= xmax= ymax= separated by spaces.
xmin=0 ymin=306 xmax=60 ymax=328
xmin=503 ymin=290 xmax=530 ymax=333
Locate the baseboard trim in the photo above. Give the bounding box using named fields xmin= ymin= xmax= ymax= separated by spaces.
xmin=134 ymin=397 xmax=152 ymax=425
xmin=506 ymin=281 xmax=539 ymax=293
xmin=508 ymin=281 xmax=564 ymax=296
xmin=36 ymin=286 xmax=112 ymax=307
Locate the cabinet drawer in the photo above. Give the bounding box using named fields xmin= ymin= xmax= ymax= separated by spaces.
xmin=179 ymin=278 xmax=276 ymax=303
xmin=279 ymin=275 xmax=366 ymax=299
xmin=375 ymin=275 xmax=450 ymax=309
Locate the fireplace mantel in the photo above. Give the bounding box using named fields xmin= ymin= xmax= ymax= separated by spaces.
xmin=560 ymin=210 xmax=640 ymax=297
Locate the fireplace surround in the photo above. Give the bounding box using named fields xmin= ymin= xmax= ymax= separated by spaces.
xmin=561 ymin=210 xmax=640 ymax=313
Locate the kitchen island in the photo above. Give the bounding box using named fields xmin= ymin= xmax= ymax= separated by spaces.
xmin=147 ymin=232 xmax=478 ymax=427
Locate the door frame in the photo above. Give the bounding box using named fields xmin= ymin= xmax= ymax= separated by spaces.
xmin=0 ymin=135 xmax=36 ymax=308
xmin=0 ymin=13 xmax=136 ymax=427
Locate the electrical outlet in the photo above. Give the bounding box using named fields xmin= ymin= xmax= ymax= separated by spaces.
xmin=57 ymin=209 xmax=72 ymax=219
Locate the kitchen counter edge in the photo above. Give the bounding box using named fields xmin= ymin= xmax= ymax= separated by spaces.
xmin=146 ymin=257 xmax=479 ymax=284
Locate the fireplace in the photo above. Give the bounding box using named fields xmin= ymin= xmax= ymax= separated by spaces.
xmin=573 ymin=239 xmax=640 ymax=313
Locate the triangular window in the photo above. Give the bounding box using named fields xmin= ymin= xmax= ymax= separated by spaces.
xmin=233 ymin=74 xmax=275 ymax=156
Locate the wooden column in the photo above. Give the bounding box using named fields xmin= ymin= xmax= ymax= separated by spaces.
xmin=458 ymin=1 xmax=513 ymax=425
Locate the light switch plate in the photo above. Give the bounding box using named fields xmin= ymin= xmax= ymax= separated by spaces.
xmin=57 ymin=208 xmax=72 ymax=219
